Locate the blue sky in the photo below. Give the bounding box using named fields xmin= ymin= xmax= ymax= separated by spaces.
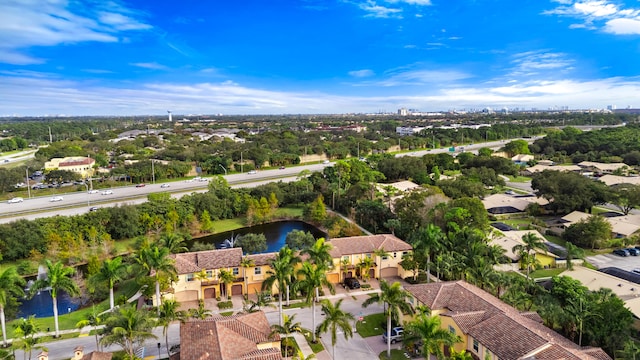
xmin=1 ymin=0 xmax=640 ymax=116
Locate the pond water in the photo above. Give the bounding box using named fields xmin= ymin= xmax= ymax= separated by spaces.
xmin=188 ymin=220 xmax=326 ymax=254
xmin=18 ymin=289 xmax=81 ymax=319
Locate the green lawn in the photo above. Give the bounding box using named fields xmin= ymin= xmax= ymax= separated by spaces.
xmin=529 ymin=268 xmax=565 ymax=279
xmin=301 ymin=328 xmax=325 ymax=353
xmin=356 ymin=312 xmax=386 ymax=338
xmin=379 ymin=349 xmax=410 ymax=360
xmin=506 ymin=175 xmax=532 ymax=183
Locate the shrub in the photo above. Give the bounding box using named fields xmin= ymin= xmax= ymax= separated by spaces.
xmin=218 ymin=300 xmax=233 ymax=310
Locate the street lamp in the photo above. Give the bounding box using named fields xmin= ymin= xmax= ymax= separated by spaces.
xmin=151 ymin=159 xmax=156 ymax=184
xmin=218 ymin=164 xmax=227 ymax=175
xmin=25 ymin=167 xmax=31 ymax=199
xmin=240 ymin=151 xmax=243 ymax=173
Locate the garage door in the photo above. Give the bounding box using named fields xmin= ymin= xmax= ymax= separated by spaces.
xmin=369 ymin=269 xmax=376 ymax=279
xmin=232 ymin=284 xmax=243 ymax=296
xmin=380 ymin=267 xmax=398 ymax=278
xmin=204 ymin=288 xmax=216 ymax=299
xmin=174 ymin=290 xmax=198 ymax=302
xmin=326 ymin=273 xmax=339 ymax=284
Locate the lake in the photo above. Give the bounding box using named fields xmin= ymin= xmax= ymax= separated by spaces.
xmin=188 ymin=220 xmax=326 ymax=253
xmin=18 ymin=289 xmax=80 ymax=319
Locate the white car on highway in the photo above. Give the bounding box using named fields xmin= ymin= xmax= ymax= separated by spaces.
xmin=8 ymin=197 xmax=23 ymax=203
xmin=88 ymin=189 xmax=99 ymax=194
xmin=101 ymin=190 xmax=113 ymax=195
xmin=161 ymin=184 xmax=170 ymax=188
xmin=49 ymin=196 xmax=63 ymax=202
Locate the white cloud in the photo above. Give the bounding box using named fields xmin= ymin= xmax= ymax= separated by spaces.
xmin=349 ymin=69 xmax=375 ymax=77
xmin=350 ymin=0 xmax=431 ymax=18
xmin=0 ymin=0 xmax=151 ymax=64
xmin=130 ymin=62 xmax=168 ymax=70
xmin=605 ymin=17 xmax=640 ymax=34
xmin=358 ymin=2 xmax=403 ymax=18
xmin=374 ymin=67 xmax=473 ymax=86
xmin=385 ymin=0 xmax=432 ymax=5
xmin=508 ymin=51 xmax=574 ymax=78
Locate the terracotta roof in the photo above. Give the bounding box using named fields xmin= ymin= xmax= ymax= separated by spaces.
xmin=81 ymin=352 xmax=113 ymax=360
xmin=179 ymin=311 xmax=280 ymax=360
xmin=247 ymin=252 xmax=277 ymax=266
xmin=405 ymin=281 xmax=611 ymax=360
xmin=328 ymin=234 xmax=412 ymax=257
xmin=172 ymin=248 xmax=244 ymax=274
xmin=522 ymin=344 xmax=582 ymax=360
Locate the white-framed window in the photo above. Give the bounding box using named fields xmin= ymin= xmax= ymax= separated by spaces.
xmin=254 ymin=267 xmax=262 ymax=275
xmin=448 ymin=325 xmax=455 ymax=334
xmin=473 ymin=339 xmax=479 ymax=352
xmin=342 ymin=256 xmax=349 ymax=261
xmin=366 ymin=253 xmax=372 ymax=259
xmin=186 ymin=273 xmax=194 ymax=282
xmin=206 ymin=270 xmax=213 ymax=278
xmin=233 ymin=267 xmax=239 ymax=276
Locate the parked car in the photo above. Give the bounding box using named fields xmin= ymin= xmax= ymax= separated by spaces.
xmin=279 ymin=166 xmax=286 ymax=170
xmin=613 ymin=249 xmax=629 ymax=257
xmin=161 ymin=183 xmax=170 ymax=188
xmin=323 ymin=160 xmax=330 ymax=164
xmin=248 ymin=170 xmax=257 ymax=174
xmin=8 ymin=197 xmax=23 ymax=204
xmin=628 ymin=248 xmax=640 ymax=256
xmin=382 ymin=327 xmax=404 ymax=344
xmin=136 ymin=183 xmax=146 ymax=188
xmin=343 ymin=277 xmax=361 ymax=289
xmin=101 ymin=190 xmax=113 ymax=195
xmin=632 ymin=268 xmax=640 ymax=275
xmin=49 ymin=196 xmax=63 ymax=202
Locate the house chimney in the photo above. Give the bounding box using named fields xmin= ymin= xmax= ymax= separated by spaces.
xmin=73 ymin=346 xmax=84 ymax=360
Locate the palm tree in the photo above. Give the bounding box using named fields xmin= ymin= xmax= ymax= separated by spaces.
xmin=188 ymin=299 xmax=212 ymax=319
xmin=513 ymin=232 xmax=546 ymax=279
xmin=240 ymin=256 xmax=255 ymax=296
xmin=404 ymin=312 xmax=460 ymax=360
xmin=270 ymin=313 xmax=302 ymax=357
xmin=90 ymin=256 xmax=126 ymax=310
xmin=158 ymin=299 xmax=187 ymax=357
xmin=340 ymin=258 xmax=351 ymax=282
xmin=134 ymin=244 xmax=176 ymax=314
xmin=296 ymin=262 xmax=335 ymax=343
xmin=75 ymin=306 xmax=104 ymax=351
xmin=263 ymin=246 xmax=299 ymax=326
xmin=301 ymin=238 xmax=333 ymax=270
xmin=373 ymin=248 xmax=390 ymax=276
xmin=357 ymin=256 xmax=375 ymax=281
xmin=101 ymin=305 xmax=157 ymax=359
xmin=620 ymin=340 xmax=640 ymax=360
xmin=316 ymin=299 xmax=355 ymax=360
xmin=217 ymin=269 xmax=235 ymax=299
xmin=566 ymin=297 xmax=601 ymax=346
xmin=159 ymin=232 xmax=188 ymax=254
xmin=243 ymin=290 xmax=275 ymax=313
xmin=448 ymin=348 xmax=473 ymax=360
xmin=564 ymin=242 xmax=584 ymax=270
xmin=13 ymin=316 xmax=42 ymax=360
xmin=30 ymin=260 xmax=80 ymax=338
xmin=362 ymin=280 xmax=414 ymax=358
xmin=0 ymin=267 xmax=24 ymax=347
xmin=412 ymin=224 xmax=445 ymax=283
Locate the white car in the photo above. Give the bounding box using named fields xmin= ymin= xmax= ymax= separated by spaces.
xmin=161 ymin=184 xmax=170 ymax=188
xmin=248 ymin=170 xmax=257 ymax=174
xmin=88 ymin=190 xmax=99 ymax=194
xmin=323 ymin=160 xmax=330 ymax=164
xmin=8 ymin=197 xmax=23 ymax=203
xmin=101 ymin=190 xmax=113 ymax=195
xmin=49 ymin=196 xmax=63 ymax=202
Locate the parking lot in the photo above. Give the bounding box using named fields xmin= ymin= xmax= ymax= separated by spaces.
xmin=586 ymin=250 xmax=640 ymax=271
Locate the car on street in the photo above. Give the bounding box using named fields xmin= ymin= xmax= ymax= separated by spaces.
xmin=613 ymin=249 xmax=630 ymax=257
xmin=279 ymin=166 xmax=286 ymax=170
xmin=161 ymin=183 xmax=170 ymax=188
xmin=8 ymin=197 xmax=23 ymax=203
xmin=136 ymin=183 xmax=146 ymax=188
xmin=323 ymin=160 xmax=330 ymax=164
xmin=382 ymin=327 xmax=404 ymax=344
xmin=49 ymin=196 xmax=63 ymax=202
xmin=89 ymin=206 xmax=99 ymax=212
xmin=248 ymin=170 xmax=257 ymax=174
xmin=343 ymin=277 xmax=361 ymax=289
xmin=628 ymin=248 xmax=640 ymax=256
xmin=101 ymin=190 xmax=113 ymax=195
xmin=88 ymin=189 xmax=99 ymax=194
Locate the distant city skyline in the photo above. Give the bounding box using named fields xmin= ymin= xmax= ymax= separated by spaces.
xmin=1 ymin=0 xmax=639 ymax=116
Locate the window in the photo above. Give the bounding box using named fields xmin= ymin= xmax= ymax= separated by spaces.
xmin=473 ymin=339 xmax=479 ymax=352
xmin=186 ymin=273 xmax=194 ymax=282
xmin=343 ymin=256 xmax=349 ymax=261
xmin=402 ymin=251 xmax=408 ymax=256
xmin=233 ymin=267 xmax=239 ymax=276
xmin=254 ymin=267 xmax=262 ymax=275
xmin=206 ymin=270 xmax=213 ymax=278
xmin=366 ymin=253 xmax=372 ymax=259
xmin=448 ymin=325 xmax=455 ymax=335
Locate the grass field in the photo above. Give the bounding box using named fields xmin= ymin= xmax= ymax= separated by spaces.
xmin=530 ymin=268 xmax=565 ymax=279
xmin=379 ymin=349 xmax=411 ymax=360
xmin=356 ymin=313 xmax=386 ymax=338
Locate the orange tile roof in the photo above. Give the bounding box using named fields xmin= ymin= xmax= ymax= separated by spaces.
xmin=328 ymin=234 xmax=412 ymax=257
xmin=406 ymin=281 xmax=611 ymax=360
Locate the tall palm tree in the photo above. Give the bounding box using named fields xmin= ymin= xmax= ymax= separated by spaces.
xmin=296 ymin=262 xmax=335 ymax=343
xmin=75 ymin=306 xmax=104 ymax=351
xmin=101 ymin=305 xmax=157 ymax=359
xmin=263 ymin=246 xmax=299 ymax=326
xmin=217 ymin=269 xmax=235 ymax=299
xmin=404 ymin=312 xmax=460 ymax=360
xmin=564 ymin=242 xmax=584 ymax=270
xmin=301 ymin=238 xmax=333 ymax=270
xmin=270 ymin=313 xmax=302 ymax=357
xmin=362 ymin=280 xmax=414 ymax=358
xmin=412 ymin=224 xmax=445 ymax=283
xmin=134 ymin=244 xmax=176 ymax=314
xmin=243 ymin=290 xmax=275 ymax=313
xmin=90 ymin=256 xmax=126 ymax=310
xmin=159 ymin=232 xmax=188 ymax=254
xmin=158 ymin=299 xmax=187 ymax=357
xmin=13 ymin=315 xmax=41 ymax=360
xmin=316 ymin=299 xmax=355 ymax=360
xmin=188 ymin=299 xmax=212 ymax=319
xmin=357 ymin=256 xmax=375 ymax=281
xmin=240 ymin=256 xmax=255 ymax=296
xmin=373 ymin=248 xmax=390 ymax=276
xmin=0 ymin=266 xmax=24 ymax=347
xmin=30 ymin=260 xmax=80 ymax=338
xmin=513 ymin=232 xmax=547 ymax=279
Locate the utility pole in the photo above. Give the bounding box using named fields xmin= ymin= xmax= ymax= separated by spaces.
xmin=240 ymin=151 xmax=243 ymax=173
xmin=151 ymin=159 xmax=155 ymax=184
xmin=26 ymin=167 xmax=31 ymax=198
xmin=48 ymin=127 xmax=53 ymax=143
